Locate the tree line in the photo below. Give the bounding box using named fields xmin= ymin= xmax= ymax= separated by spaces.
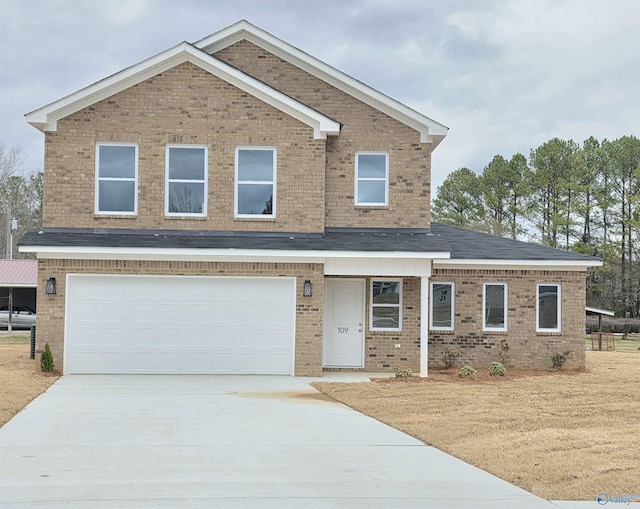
xmin=0 ymin=144 xmax=42 ymax=260
xmin=432 ymin=135 xmax=640 ymax=318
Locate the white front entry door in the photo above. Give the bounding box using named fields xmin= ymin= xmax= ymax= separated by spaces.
xmin=323 ymin=279 xmax=365 ymax=367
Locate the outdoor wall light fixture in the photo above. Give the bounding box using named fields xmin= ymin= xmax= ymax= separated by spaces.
xmin=303 ymin=280 xmax=312 ymax=297
xmin=45 ymin=277 xmax=57 ymax=295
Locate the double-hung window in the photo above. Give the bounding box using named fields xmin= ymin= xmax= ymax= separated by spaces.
xmin=355 ymin=152 xmax=388 ymax=206
xmin=95 ymin=143 xmax=137 ymax=214
xmin=537 ymin=283 xmax=561 ymax=332
xmin=370 ymin=279 xmax=402 ymax=331
xmin=235 ymin=147 xmax=276 ymax=217
xmin=166 ymin=145 xmax=207 ymax=216
xmin=483 ymin=283 xmax=508 ymax=331
xmin=430 ymin=282 xmax=454 ymax=330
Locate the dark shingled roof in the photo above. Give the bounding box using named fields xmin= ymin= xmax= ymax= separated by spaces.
xmin=19 ymin=224 xmax=600 ymax=263
xmin=19 ymin=227 xmax=449 ymax=253
xmin=429 ymin=223 xmax=599 ymax=262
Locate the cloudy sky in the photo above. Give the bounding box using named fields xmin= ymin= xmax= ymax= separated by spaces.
xmin=1 ymin=0 xmax=638 ymax=191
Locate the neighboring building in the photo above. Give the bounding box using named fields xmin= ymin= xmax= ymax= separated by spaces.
xmin=0 ymin=259 xmax=38 ymax=326
xmin=20 ymin=21 xmax=600 ymax=375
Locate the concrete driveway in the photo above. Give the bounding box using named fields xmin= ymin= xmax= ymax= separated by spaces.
xmin=1 ymin=375 xmax=577 ymax=508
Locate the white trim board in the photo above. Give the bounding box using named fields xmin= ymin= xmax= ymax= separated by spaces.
xmin=195 ymin=20 xmax=448 ymax=146
xmin=25 ymin=43 xmax=340 ymax=140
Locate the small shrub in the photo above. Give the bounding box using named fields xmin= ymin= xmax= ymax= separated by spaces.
xmin=489 ymin=362 xmax=506 ymax=376
xmin=551 ymin=350 xmax=571 ymax=370
xmin=441 ymin=348 xmax=459 ymax=369
xmin=40 ymin=342 xmax=55 ymax=373
xmin=498 ymin=339 xmax=510 ymax=366
xmin=394 ymin=367 xmax=413 ymax=378
xmin=459 ymin=365 xmax=477 ymax=378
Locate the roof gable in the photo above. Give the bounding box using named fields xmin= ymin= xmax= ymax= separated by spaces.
xmin=25 ymin=42 xmax=340 ymax=140
xmin=195 ymin=20 xmax=448 ymax=146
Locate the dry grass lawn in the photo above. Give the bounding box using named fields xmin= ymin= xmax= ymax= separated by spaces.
xmin=0 ymin=341 xmax=59 ymax=427
xmin=314 ymin=352 xmax=640 ymax=501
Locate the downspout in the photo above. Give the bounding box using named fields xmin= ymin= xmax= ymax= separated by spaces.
xmin=420 ymin=261 xmax=432 ymax=377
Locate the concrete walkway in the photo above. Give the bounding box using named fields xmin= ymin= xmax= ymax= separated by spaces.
xmin=0 ymin=375 xmax=602 ymax=508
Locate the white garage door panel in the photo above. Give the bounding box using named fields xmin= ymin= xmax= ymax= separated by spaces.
xmin=66 ymin=275 xmax=296 ymax=374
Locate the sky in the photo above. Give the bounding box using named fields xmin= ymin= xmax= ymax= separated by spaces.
xmin=1 ymin=0 xmax=638 ymax=192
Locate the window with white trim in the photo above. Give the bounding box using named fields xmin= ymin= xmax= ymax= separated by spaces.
xmin=355 ymin=152 xmax=388 ymax=206
xmin=537 ymin=283 xmax=561 ymax=332
xmin=370 ymin=279 xmax=402 ymax=331
xmin=483 ymin=283 xmax=508 ymax=331
xmin=235 ymin=148 xmax=276 ymax=217
xmin=95 ymin=143 xmax=137 ymax=214
xmin=166 ymin=145 xmax=207 ymax=216
xmin=430 ymin=282 xmax=454 ymax=330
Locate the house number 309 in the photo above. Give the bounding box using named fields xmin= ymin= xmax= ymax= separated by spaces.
xmin=337 ymin=327 xmax=349 ymax=333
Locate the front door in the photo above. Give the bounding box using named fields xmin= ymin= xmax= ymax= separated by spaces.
xmin=323 ymin=279 xmax=365 ymax=367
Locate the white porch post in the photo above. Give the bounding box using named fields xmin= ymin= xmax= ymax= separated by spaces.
xmin=420 ymin=275 xmax=429 ymax=377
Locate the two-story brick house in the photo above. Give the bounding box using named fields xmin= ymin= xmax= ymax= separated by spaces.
xmin=21 ymin=20 xmax=600 ymax=376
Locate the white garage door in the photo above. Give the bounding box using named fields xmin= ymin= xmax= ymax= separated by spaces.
xmin=65 ymin=275 xmax=296 ymax=374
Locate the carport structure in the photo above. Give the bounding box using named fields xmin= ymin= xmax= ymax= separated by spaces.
xmin=0 ymin=260 xmax=37 ymax=332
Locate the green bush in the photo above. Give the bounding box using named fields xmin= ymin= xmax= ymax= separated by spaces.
xmin=459 ymin=365 xmax=477 ymax=378
xmin=489 ymin=362 xmax=506 ymax=376
xmin=40 ymin=342 xmax=55 ymax=373
xmin=552 ymin=350 xmax=571 ymax=370
xmin=394 ymin=367 xmax=413 ymax=378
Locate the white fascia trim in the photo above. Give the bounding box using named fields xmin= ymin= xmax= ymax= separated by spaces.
xmin=25 ymin=43 xmax=339 ymax=140
xmin=433 ymin=258 xmax=602 ymax=271
xmin=195 ymin=21 xmax=448 ymax=145
xmin=0 ymin=284 xmax=37 ymax=288
xmin=21 ymin=245 xmax=450 ymax=262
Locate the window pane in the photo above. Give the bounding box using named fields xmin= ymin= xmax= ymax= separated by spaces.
xmin=168 ymin=182 xmax=204 ymax=213
xmin=357 ymin=180 xmax=385 ymax=204
xmin=238 ymin=150 xmax=274 ymax=181
xmin=372 ymin=281 xmax=400 ymax=305
xmin=485 ymin=284 xmax=505 ymax=328
xmin=237 ymin=184 xmax=273 ymax=215
xmin=98 ymin=181 xmax=135 ymax=212
xmin=432 ymin=283 xmax=452 ymax=328
xmin=372 ymin=307 xmax=399 ymax=329
xmin=99 ymin=145 xmax=135 ymax=178
xmin=168 ymin=147 xmax=205 ymax=180
xmin=358 ymin=154 xmax=386 ymax=178
xmin=539 ymin=285 xmax=558 ymax=329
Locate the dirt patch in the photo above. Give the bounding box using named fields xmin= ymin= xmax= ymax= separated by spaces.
xmin=231 ymin=390 xmax=336 ymax=403
xmin=0 ymin=344 xmax=59 ymax=427
xmin=313 ymin=352 xmax=640 ymax=501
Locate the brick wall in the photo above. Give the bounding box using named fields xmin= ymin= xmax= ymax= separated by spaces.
xmin=428 ymin=269 xmax=587 ymax=370
xmin=214 ymin=40 xmax=433 ymax=228
xmin=43 ymin=62 xmax=326 ymax=233
xmin=35 ymin=259 xmax=324 ymax=376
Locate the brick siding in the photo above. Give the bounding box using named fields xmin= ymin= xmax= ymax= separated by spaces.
xmin=35 ymin=259 xmax=324 ymax=376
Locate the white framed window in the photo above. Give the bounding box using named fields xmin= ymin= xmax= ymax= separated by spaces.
xmin=235 ymin=147 xmax=276 ymax=217
xmin=483 ymin=283 xmax=508 ymax=331
xmin=95 ymin=143 xmax=137 ymax=214
xmin=430 ymin=282 xmax=454 ymax=330
xmin=165 ymin=145 xmax=207 ymax=216
xmin=370 ymin=279 xmax=402 ymax=331
xmin=537 ymin=283 xmax=561 ymax=332
xmin=355 ymin=152 xmax=388 ymax=206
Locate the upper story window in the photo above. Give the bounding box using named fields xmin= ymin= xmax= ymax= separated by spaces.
xmin=355 ymin=152 xmax=388 ymax=206
xmin=483 ymin=283 xmax=508 ymax=331
xmin=430 ymin=282 xmax=455 ymax=330
xmin=537 ymin=283 xmax=561 ymax=332
xmin=235 ymin=148 xmax=276 ymax=217
xmin=166 ymin=145 xmax=207 ymax=216
xmin=370 ymin=279 xmax=402 ymax=331
xmin=95 ymin=143 xmax=137 ymax=214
